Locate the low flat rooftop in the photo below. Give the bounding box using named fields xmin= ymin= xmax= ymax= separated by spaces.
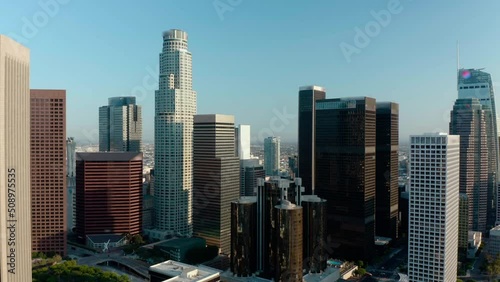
xmin=150 ymin=260 xmax=220 ymax=281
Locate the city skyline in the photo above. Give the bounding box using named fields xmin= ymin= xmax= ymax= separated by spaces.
xmin=3 ymin=1 xmax=500 ymax=144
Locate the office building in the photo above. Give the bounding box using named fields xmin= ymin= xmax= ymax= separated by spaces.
xmin=298 ymin=85 xmax=326 ymax=194
xmin=458 ymin=68 xmax=498 ymax=226
xmin=408 ymin=133 xmax=459 ymax=282
xmin=264 ymin=136 xmax=280 ymax=176
xmin=450 ymin=98 xmax=488 ymax=232
xmin=0 ymin=34 xmax=32 ymax=282
xmin=459 ymin=194 xmax=469 ymax=253
xmin=99 ymin=96 xmax=142 ymax=152
xmin=193 ymin=114 xmax=239 ymax=254
xmin=272 ymin=200 xmax=303 ymax=282
xmin=67 ymin=137 xmax=76 ymax=232
xmin=315 ymin=97 xmax=376 ymax=260
xmin=240 ymin=159 xmax=265 ymax=196
xmin=236 ymin=124 xmax=251 ymax=159
xmin=231 ymin=197 xmax=258 ymax=277
xmin=154 ymin=29 xmax=197 ymax=236
xmin=288 ymin=155 xmax=298 ymax=179
xmin=489 ymin=226 xmax=500 ymax=257
xmin=376 ymin=102 xmax=399 ymax=240
xmin=302 ymin=195 xmax=327 ymax=273
xmin=30 ymin=89 xmax=67 ymax=255
xmin=75 ymin=152 xmax=142 ymax=243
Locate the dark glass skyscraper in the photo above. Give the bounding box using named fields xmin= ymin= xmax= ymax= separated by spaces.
xmin=302 ymin=195 xmax=327 ymax=273
xmin=375 ymin=102 xmax=399 ymax=240
xmin=315 ymin=97 xmax=376 ymax=260
xmin=298 ymin=86 xmax=326 ymax=194
xmin=230 ymin=197 xmax=257 ymax=277
xmin=450 ymin=98 xmax=488 ymax=232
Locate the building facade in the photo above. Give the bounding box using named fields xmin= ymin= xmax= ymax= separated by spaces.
xmin=30 ymin=89 xmax=67 ymax=255
xmin=450 ymin=98 xmax=488 ymax=232
xmin=264 ymin=136 xmax=280 ymax=176
xmin=154 ymin=29 xmax=197 ymax=236
xmin=298 ymin=86 xmax=326 ymax=194
xmin=315 ymin=97 xmax=376 ymax=260
xmin=67 ymin=137 xmax=76 ymax=232
xmin=458 ymin=68 xmax=498 ymax=226
xmin=302 ymin=195 xmax=327 ymax=273
xmin=408 ymin=133 xmax=459 ymax=282
xmin=236 ymin=124 xmax=251 ymax=159
xmin=0 ymin=34 xmax=32 ymax=282
xmin=458 ymin=193 xmax=469 ymax=252
xmin=193 ymin=114 xmax=240 ymax=254
xmin=240 ymin=159 xmax=265 ymax=196
xmin=99 ymin=96 xmax=142 ymax=152
xmin=375 ymin=102 xmax=399 ymax=240
xmin=230 ymin=197 xmax=257 ymax=277
xmin=75 ymin=152 xmax=142 ymax=242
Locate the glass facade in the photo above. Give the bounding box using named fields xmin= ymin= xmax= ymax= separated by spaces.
xmin=315 ymin=97 xmax=376 ymax=260
xmin=298 ymin=86 xmax=326 ymax=194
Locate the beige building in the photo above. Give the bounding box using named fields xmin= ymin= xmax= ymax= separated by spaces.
xmin=0 ymin=35 xmax=32 ymax=281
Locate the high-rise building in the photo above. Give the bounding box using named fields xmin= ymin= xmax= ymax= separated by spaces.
xmin=236 ymin=124 xmax=251 ymax=159
xmin=459 ymin=193 xmax=469 ymax=253
xmin=450 ymin=98 xmax=488 ymax=232
xmin=154 ymin=29 xmax=197 ymax=236
xmin=230 ymin=196 xmax=257 ymax=277
xmin=192 ymin=114 xmax=239 ymax=254
xmin=264 ymin=136 xmax=280 ymax=176
xmin=458 ymin=68 xmax=498 ymax=226
xmin=67 ymin=137 xmax=76 ymax=233
xmin=0 ymin=34 xmax=32 ymax=281
xmin=30 ymin=89 xmax=67 ymax=256
xmin=408 ymin=133 xmax=459 ymax=282
xmin=315 ymin=96 xmax=376 ymax=260
xmin=376 ymin=102 xmax=399 ymax=240
xmin=99 ymin=96 xmax=142 ymax=152
xmin=301 ymin=195 xmax=327 ymax=273
xmin=272 ymin=200 xmax=303 ymax=282
xmin=298 ymin=86 xmax=326 ymax=194
xmin=75 ymin=152 xmax=142 ymax=242
xmin=240 ymin=160 xmax=265 ymax=196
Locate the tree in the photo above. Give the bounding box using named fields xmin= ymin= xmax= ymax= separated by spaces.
xmin=354 ymin=267 xmax=367 ymax=276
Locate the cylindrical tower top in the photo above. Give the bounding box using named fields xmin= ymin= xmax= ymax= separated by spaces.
xmin=162 ymin=29 xmax=188 ymax=42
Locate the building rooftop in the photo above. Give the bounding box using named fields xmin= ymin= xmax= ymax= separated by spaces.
xmin=194 ymin=114 xmax=234 ymax=124
xmin=236 ymin=196 xmax=257 ymax=204
xmin=76 ymin=152 xmax=143 ymax=162
xmin=302 ymin=195 xmax=326 ymax=203
xmin=303 ymin=266 xmax=341 ymax=282
xmin=490 ymin=225 xmax=500 ymax=236
xmin=299 ymin=85 xmax=326 ymax=92
xmin=86 ymin=234 xmax=125 ymax=244
xmin=150 ymin=260 xmax=220 ymax=282
xmin=275 ymin=200 xmax=301 ymax=210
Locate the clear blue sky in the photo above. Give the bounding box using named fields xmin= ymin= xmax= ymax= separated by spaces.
xmin=2 ymin=0 xmax=500 ymax=144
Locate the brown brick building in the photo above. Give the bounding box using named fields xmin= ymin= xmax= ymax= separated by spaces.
xmin=30 ymin=89 xmax=67 ymax=256
xmin=75 ymin=152 xmax=142 ymax=242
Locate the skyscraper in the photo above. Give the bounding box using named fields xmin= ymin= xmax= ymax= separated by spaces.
xmin=99 ymin=96 xmax=142 ymax=152
xmin=408 ymin=133 xmax=459 ymax=282
xmin=376 ymin=102 xmax=399 ymax=240
xmin=192 ymin=114 xmax=239 ymax=254
xmin=231 ymin=196 xmax=257 ymax=277
xmin=154 ymin=29 xmax=197 ymax=235
xmin=264 ymin=136 xmax=280 ymax=176
xmin=0 ymin=34 xmax=32 ymax=281
xmin=298 ymin=86 xmax=326 ymax=194
xmin=240 ymin=159 xmax=265 ymax=196
xmin=315 ymin=96 xmax=376 ymax=260
xmin=30 ymin=89 xmax=67 ymax=255
xmin=450 ymin=98 xmax=488 ymax=232
xmin=76 ymin=152 xmax=142 ymax=241
xmin=67 ymin=137 xmax=76 ymax=232
xmin=302 ymin=195 xmax=327 ymax=273
xmin=458 ymin=68 xmax=498 ymax=226
xmin=236 ymin=124 xmax=251 ymax=159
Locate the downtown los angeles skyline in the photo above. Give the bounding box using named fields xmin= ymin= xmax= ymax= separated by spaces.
xmin=2 ymin=1 xmax=500 ymax=143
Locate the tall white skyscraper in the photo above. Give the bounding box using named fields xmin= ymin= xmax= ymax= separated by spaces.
xmin=237 ymin=124 xmax=251 ymax=159
xmin=264 ymin=136 xmax=280 ymax=176
xmin=408 ymin=133 xmax=459 ymax=282
xmin=154 ymin=29 xmax=197 ymax=236
xmin=0 ymin=34 xmax=32 ymax=281
xmin=99 ymin=96 xmax=142 ymax=152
